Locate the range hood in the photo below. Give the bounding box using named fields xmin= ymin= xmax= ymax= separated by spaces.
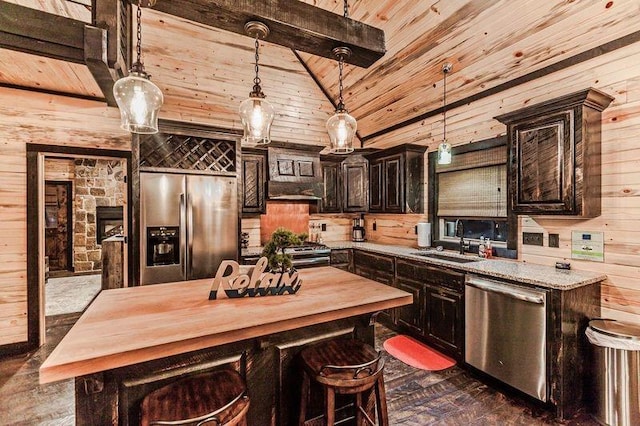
xmin=264 ymin=143 xmax=324 ymax=200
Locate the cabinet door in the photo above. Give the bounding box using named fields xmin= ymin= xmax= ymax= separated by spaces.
xmin=384 ymin=155 xmax=404 ymax=212
xmin=425 ymin=285 xmax=462 ymax=357
xmin=395 ymin=278 xmax=424 ymax=336
xmin=330 ymin=249 xmax=352 ymax=272
xmin=320 ymin=162 xmax=341 ymax=213
xmin=511 ymin=111 xmax=573 ymax=214
xmin=352 ymin=250 xmax=395 ymax=324
xmin=343 ymin=161 xmax=368 ymax=212
xmin=369 ymin=161 xmax=383 ymax=211
xmin=242 ymin=153 xmax=265 ymax=214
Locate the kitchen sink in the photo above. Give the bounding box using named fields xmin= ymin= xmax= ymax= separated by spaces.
xmin=410 ymin=252 xmax=483 ymax=264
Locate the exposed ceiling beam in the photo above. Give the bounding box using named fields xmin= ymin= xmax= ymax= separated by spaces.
xmin=84 ymin=25 xmax=117 ymax=106
xmin=0 ymin=1 xmax=118 ymax=105
xmin=147 ymin=0 xmax=386 ymax=68
xmin=0 ymin=1 xmax=86 ymax=63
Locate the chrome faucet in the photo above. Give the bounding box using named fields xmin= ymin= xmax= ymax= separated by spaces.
xmin=455 ymin=219 xmax=469 ymax=254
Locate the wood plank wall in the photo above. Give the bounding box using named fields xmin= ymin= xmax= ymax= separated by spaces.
xmin=0 ymin=88 xmax=129 ymax=346
xmin=142 ymin=9 xmax=337 ymax=148
xmin=364 ymin=40 xmax=640 ymax=324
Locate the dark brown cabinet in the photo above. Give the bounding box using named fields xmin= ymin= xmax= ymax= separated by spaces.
xmin=394 ymin=258 xmax=464 ymax=359
xmin=366 ymin=144 xmax=426 ymax=213
xmin=330 ymin=248 xmax=353 ymax=272
xmin=495 ymin=88 xmax=613 ymax=217
xmin=241 ymin=149 xmax=266 ymax=214
xmin=320 ymin=160 xmax=342 ymax=213
xmin=342 ymin=156 xmax=368 ymax=212
xmin=353 ymin=249 xmax=395 ymax=324
xmin=319 ymin=155 xmax=368 ymax=213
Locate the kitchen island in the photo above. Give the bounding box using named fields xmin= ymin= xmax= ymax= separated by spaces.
xmin=40 ymin=266 xmax=412 ymax=425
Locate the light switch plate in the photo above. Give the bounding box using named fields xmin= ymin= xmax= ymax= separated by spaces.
xmin=549 ymin=233 xmax=559 ymax=248
xmin=523 ymin=232 xmax=543 ymax=246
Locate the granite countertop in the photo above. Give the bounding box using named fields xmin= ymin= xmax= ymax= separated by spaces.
xmin=242 ymin=241 xmax=607 ymax=290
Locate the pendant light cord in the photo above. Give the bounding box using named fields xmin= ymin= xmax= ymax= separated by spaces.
xmin=443 ymin=67 xmax=447 ymax=141
xmin=253 ymin=35 xmax=262 ymax=93
xmin=135 ymin=2 xmax=142 ymax=65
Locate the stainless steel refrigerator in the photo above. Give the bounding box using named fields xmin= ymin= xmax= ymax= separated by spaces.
xmin=140 ymin=171 xmax=238 ymax=285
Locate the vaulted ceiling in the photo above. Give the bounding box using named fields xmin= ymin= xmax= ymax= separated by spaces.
xmin=2 ymin=0 xmax=640 ymax=150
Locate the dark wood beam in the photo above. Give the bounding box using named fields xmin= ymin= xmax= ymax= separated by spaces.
xmin=84 ymin=25 xmax=118 ymax=106
xmin=93 ymin=0 xmax=130 ymax=71
xmin=148 ymin=0 xmax=386 ymax=68
xmin=0 ymin=1 xmax=86 ymax=63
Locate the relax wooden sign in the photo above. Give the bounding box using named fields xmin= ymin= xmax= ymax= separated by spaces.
xmin=209 ymin=257 xmax=302 ymax=300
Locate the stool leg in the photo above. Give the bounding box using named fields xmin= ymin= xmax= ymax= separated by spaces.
xmin=355 ymin=393 xmax=363 ymax=425
xmin=298 ymin=372 xmax=310 ymax=426
xmin=324 ymin=386 xmax=335 ymax=426
xmin=375 ymin=376 xmax=389 ymax=426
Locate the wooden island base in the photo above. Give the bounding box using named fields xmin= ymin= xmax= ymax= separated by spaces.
xmin=77 ymin=313 xmax=375 ymax=425
xmin=40 ymin=267 xmax=412 ymax=425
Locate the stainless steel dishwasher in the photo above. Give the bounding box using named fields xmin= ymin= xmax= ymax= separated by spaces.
xmin=465 ymin=274 xmax=548 ymax=402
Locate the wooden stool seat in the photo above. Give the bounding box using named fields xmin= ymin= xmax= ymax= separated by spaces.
xmin=299 ymin=339 xmax=389 ymax=426
xmin=140 ymin=368 xmax=249 ymax=426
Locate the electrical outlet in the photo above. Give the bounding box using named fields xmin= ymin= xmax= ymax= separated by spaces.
xmin=523 ymin=232 xmax=543 ymax=246
xmin=321 ymin=223 xmax=327 ymax=232
xmin=373 ymin=221 xmax=377 ymax=231
xmin=549 ymin=233 xmax=560 ymax=248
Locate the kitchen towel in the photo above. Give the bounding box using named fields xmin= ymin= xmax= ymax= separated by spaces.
xmin=383 ymin=335 xmax=455 ymax=371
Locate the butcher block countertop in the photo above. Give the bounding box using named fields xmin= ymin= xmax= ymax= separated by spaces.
xmin=40 ymin=266 xmax=412 ymax=384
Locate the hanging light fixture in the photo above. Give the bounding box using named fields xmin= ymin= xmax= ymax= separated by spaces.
xmin=239 ymin=21 xmax=275 ymax=145
xmin=437 ymin=63 xmax=453 ymax=165
xmin=327 ymin=0 xmax=356 ymax=154
xmin=113 ymin=1 xmax=163 ymax=134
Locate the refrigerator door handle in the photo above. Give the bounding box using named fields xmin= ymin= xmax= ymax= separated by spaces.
xmin=180 ymin=193 xmax=187 ymax=280
xmin=186 ymin=192 xmax=194 ymax=279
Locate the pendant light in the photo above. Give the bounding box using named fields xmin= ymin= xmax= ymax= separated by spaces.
xmin=327 ymin=0 xmax=356 ymax=154
xmin=113 ymin=1 xmax=163 ymax=134
xmin=437 ymin=63 xmax=453 ymax=165
xmin=239 ymin=21 xmax=275 ymax=145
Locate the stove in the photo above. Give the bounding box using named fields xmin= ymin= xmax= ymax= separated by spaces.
xmin=285 ymin=242 xmax=331 ymax=268
xmin=243 ymin=242 xmax=331 ymax=269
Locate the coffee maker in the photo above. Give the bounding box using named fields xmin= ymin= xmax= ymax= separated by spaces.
xmin=352 ymin=214 xmax=366 ymax=242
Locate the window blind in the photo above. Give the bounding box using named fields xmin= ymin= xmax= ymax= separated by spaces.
xmin=437 ymin=164 xmax=507 ymax=218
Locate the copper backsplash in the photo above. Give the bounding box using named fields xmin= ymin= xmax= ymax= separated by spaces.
xmin=260 ymin=201 xmax=310 ymax=244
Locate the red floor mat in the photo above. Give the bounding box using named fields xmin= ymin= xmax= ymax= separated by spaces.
xmin=383 ymin=335 xmax=456 ymax=371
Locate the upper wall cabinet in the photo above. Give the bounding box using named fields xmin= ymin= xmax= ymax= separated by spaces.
xmin=495 ymin=88 xmax=613 ymax=217
xmin=366 ymin=144 xmax=426 ymax=213
xmin=241 ymin=148 xmax=266 ymax=214
xmin=318 ymin=154 xmax=368 ymax=213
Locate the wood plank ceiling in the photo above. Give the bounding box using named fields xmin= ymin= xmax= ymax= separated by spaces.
xmin=2 ymin=0 xmax=640 ymax=149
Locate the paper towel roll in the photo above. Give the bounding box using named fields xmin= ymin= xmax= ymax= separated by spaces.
xmin=417 ymin=222 xmax=431 ymax=248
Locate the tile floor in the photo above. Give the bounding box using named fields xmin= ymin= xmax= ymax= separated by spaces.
xmin=45 ymin=274 xmax=101 ymax=317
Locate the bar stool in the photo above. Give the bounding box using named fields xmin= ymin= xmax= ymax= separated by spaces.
xmin=298 ymin=339 xmax=388 ymax=426
xmin=140 ymin=368 xmax=249 ymax=426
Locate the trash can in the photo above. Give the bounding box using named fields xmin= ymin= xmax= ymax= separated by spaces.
xmin=586 ymin=319 xmax=640 ymax=426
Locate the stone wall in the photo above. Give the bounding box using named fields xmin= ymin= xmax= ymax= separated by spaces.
xmin=73 ymin=159 xmax=126 ymax=273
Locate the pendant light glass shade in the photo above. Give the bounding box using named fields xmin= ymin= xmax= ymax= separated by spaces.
xmin=113 ymin=3 xmax=163 ymax=134
xmin=239 ymin=95 xmax=275 ymax=144
xmin=113 ymin=70 xmax=163 ymax=134
xmin=437 ymin=63 xmax=453 ymax=165
xmin=327 ymin=110 xmax=356 ymax=154
xmin=239 ymin=21 xmax=274 ymax=145
xmin=327 ymin=45 xmax=355 ymax=154
xmin=437 ymin=141 xmax=452 ymax=165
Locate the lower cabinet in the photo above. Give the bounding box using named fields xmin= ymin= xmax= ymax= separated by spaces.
xmin=330 ymin=249 xmax=353 ymax=272
xmin=352 ymin=250 xmax=395 ymax=325
xmin=424 ymin=284 xmax=463 ymax=358
xmin=357 ymin=255 xmax=464 ymax=360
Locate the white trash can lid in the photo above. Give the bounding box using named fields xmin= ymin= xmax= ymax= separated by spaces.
xmin=589 ymin=319 xmax=640 ymax=341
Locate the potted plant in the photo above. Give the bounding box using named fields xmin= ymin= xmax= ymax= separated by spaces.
xmin=262 ymin=227 xmax=307 ymax=273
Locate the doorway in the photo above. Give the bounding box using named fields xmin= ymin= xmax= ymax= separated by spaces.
xmin=44 ymin=181 xmax=73 ymax=273
xmin=27 ymin=144 xmax=133 ymax=347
